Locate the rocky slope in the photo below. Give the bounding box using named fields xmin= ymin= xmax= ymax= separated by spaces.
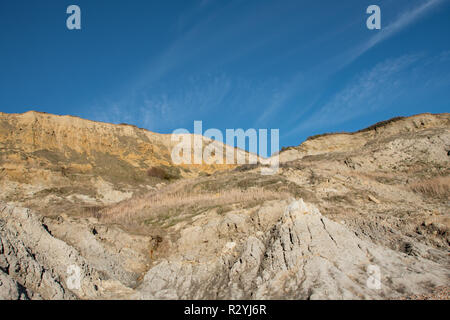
xmin=0 ymin=112 xmax=449 ymax=300
xmin=0 ymin=111 xmax=248 ymax=215
xmin=1 ymin=198 xmax=448 ymax=300
xmin=279 ymin=113 xmax=450 ymax=162
xmin=134 ymin=199 xmax=448 ymax=299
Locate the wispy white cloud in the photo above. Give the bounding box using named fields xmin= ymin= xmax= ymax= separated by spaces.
xmin=257 ymin=0 xmax=446 ymax=125
xmin=92 ymin=74 xmax=234 ymax=132
xmin=285 ymin=54 xmax=422 ymax=136
xmin=90 ymin=0 xmax=447 ymax=135
xmin=346 ymin=0 xmax=445 ymax=65
xmin=255 ymin=73 xmax=304 ymax=125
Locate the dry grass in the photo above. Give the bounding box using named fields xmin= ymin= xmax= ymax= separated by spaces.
xmin=409 ymin=176 xmax=450 ymax=198
xmin=95 ymin=179 xmax=289 ymax=230
xmin=304 ymin=116 xmax=406 ymax=142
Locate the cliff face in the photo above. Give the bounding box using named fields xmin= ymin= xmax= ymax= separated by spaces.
xmin=0 ymin=111 xmax=449 ymax=300
xmin=279 ymin=113 xmax=450 ymax=162
xmin=0 ymin=111 xmax=238 ymax=214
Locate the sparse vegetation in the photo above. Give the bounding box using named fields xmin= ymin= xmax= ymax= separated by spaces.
xmin=146 ymin=166 xmax=181 ymax=180
xmin=356 ymin=116 xmax=405 ymax=133
xmin=279 ymin=146 xmax=294 ymax=153
xmin=305 ymin=131 xmax=348 ymax=141
xmin=95 ymin=179 xmax=290 ymax=230
xmin=233 ymin=163 xmax=259 ymax=172
xmin=304 ymin=116 xmax=407 ymax=142
xmin=409 ymin=176 xmax=450 ymax=198
xmin=147 ymin=166 xmax=170 ymax=179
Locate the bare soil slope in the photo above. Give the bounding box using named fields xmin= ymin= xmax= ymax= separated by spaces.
xmin=0 ymin=112 xmax=449 ymax=300
xmin=0 ymin=111 xmax=244 ymax=215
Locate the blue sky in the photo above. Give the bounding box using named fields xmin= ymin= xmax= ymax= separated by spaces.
xmin=1 ymin=0 xmax=449 ymax=151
